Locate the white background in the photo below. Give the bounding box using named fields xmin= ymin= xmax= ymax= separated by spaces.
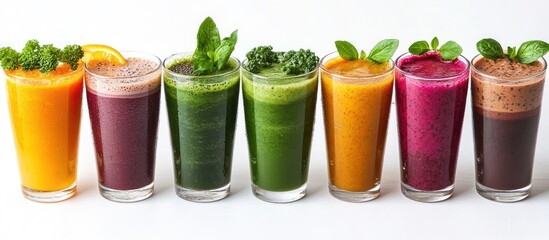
xmin=0 ymin=0 xmax=548 ymax=239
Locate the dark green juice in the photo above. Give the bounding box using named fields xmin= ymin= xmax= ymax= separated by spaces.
xmin=164 ymin=58 xmax=240 ymax=191
xmin=242 ymin=68 xmax=318 ymax=192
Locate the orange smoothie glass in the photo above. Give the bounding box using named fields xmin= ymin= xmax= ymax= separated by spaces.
xmin=320 ymin=52 xmax=394 ymax=202
xmin=5 ymin=63 xmax=83 ymax=202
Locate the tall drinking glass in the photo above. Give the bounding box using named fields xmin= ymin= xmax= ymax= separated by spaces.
xmin=85 ymin=52 xmax=161 ymax=202
xmin=6 ymin=63 xmax=83 ymax=202
xmin=320 ymin=52 xmax=394 ymax=202
xmin=163 ymin=52 xmax=240 ymax=202
xmin=242 ymin=60 xmax=318 ymax=203
xmin=395 ymin=52 xmax=469 ymax=202
xmin=471 ymin=55 xmax=546 ymax=202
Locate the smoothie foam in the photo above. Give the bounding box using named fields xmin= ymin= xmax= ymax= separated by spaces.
xmin=86 ymin=57 xmax=161 ymax=96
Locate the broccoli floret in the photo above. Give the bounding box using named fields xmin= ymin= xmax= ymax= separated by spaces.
xmin=280 ymin=49 xmax=319 ymax=75
xmin=0 ymin=47 xmax=20 ymax=70
xmin=38 ymin=44 xmax=61 ymax=73
xmin=245 ymin=46 xmax=318 ymax=75
xmin=245 ymin=45 xmax=281 ymax=73
xmin=60 ymin=44 xmax=83 ymax=70
xmin=18 ymin=39 xmax=41 ymax=70
xmin=0 ymin=40 xmax=84 ymax=72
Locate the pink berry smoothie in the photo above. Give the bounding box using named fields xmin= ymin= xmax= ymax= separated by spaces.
xmin=395 ymin=52 xmax=469 ymax=191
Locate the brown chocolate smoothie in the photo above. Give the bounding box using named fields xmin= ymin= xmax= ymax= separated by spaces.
xmin=471 ymin=56 xmax=546 ymax=190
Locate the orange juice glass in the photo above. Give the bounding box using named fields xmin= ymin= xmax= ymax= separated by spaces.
xmin=320 ymin=52 xmax=394 ymax=202
xmin=5 ymin=63 xmax=83 ymax=202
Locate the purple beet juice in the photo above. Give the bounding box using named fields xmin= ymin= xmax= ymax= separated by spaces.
xmin=85 ymin=55 xmax=161 ymax=195
xmin=395 ymin=52 xmax=469 ymax=192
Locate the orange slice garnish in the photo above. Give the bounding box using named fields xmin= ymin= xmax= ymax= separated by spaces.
xmin=81 ymin=44 xmax=126 ymax=65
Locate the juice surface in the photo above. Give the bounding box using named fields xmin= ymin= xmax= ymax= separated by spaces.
xmin=6 ymin=63 xmax=83 ymax=191
xmin=322 ymin=57 xmax=393 ymax=192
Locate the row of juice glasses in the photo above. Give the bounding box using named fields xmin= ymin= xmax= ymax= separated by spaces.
xmin=5 ymin=50 xmax=546 ymax=203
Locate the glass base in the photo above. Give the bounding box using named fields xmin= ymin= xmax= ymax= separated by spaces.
xmin=329 ymin=183 xmax=380 ymax=202
xmin=252 ymin=183 xmax=306 ymax=203
xmin=175 ymin=183 xmax=230 ymax=203
xmin=401 ymin=182 xmax=453 ymax=203
xmin=99 ymin=182 xmax=154 ymax=203
xmin=476 ymin=182 xmax=530 ymax=203
xmin=22 ymin=183 xmax=76 ymax=203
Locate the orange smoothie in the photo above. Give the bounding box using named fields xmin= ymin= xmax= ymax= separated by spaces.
xmin=6 ymin=63 xmax=83 ymax=192
xmin=321 ymin=55 xmax=394 ymax=193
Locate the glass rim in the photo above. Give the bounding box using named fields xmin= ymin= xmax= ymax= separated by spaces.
xmin=84 ymin=51 xmax=162 ymax=80
xmin=162 ymin=51 xmax=241 ymax=79
xmin=241 ymin=58 xmax=320 ymax=80
xmin=470 ymin=54 xmax=547 ymax=82
xmin=320 ymin=51 xmax=395 ymax=80
xmin=394 ymin=52 xmax=471 ymax=81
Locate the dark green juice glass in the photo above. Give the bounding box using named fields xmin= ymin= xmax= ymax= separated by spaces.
xmin=163 ymin=52 xmax=240 ymax=202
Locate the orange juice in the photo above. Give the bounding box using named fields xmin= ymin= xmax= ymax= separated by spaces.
xmin=321 ymin=53 xmax=393 ymax=200
xmin=6 ymin=63 xmax=83 ymax=198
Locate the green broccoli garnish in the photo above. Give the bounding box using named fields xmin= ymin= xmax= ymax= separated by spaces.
xmin=245 ymin=46 xmax=281 ymax=73
xmin=0 ymin=47 xmax=20 ymax=70
xmin=60 ymin=45 xmax=84 ymax=70
xmin=39 ymin=44 xmax=61 ymax=73
xmin=0 ymin=40 xmax=83 ymax=73
xmin=280 ymin=49 xmax=319 ymax=75
xmin=245 ymin=46 xmax=318 ymax=75
xmin=19 ymin=39 xmax=41 ymax=71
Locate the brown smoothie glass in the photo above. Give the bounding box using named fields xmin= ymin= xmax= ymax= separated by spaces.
xmin=471 ymin=55 xmax=546 ymax=202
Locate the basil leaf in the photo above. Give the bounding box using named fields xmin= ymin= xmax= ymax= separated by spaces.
xmin=439 ymin=41 xmax=463 ymax=61
xmin=476 ymin=38 xmax=504 ymax=60
xmin=335 ymin=40 xmax=358 ymax=60
xmin=215 ymin=30 xmax=238 ymax=70
xmin=409 ymin=41 xmax=430 ymax=55
xmin=195 ymin=17 xmax=220 ymax=55
xmin=367 ymin=39 xmax=399 ymax=64
xmin=431 ymin=37 xmax=439 ymax=50
xmin=360 ymin=50 xmax=367 ymax=60
xmin=516 ymin=40 xmax=549 ymax=64
xmin=507 ymin=46 xmax=517 ymax=60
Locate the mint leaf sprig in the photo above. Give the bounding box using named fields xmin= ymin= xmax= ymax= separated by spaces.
xmin=0 ymin=40 xmax=83 ymax=72
xmin=409 ymin=37 xmax=463 ymax=61
xmin=476 ymin=38 xmax=549 ymax=64
xmin=192 ymin=17 xmax=238 ymax=75
xmin=335 ymin=39 xmax=399 ymax=64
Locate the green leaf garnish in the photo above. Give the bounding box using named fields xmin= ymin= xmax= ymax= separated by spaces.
xmin=516 ymin=40 xmax=549 ymax=64
xmin=476 ymin=38 xmax=548 ymax=64
xmin=335 ymin=39 xmax=399 ymax=64
xmin=408 ymin=41 xmax=430 ymax=55
xmin=359 ymin=50 xmax=367 ymax=60
xmin=409 ymin=37 xmax=462 ymax=61
xmin=0 ymin=47 xmax=20 ymax=70
xmin=476 ymin=38 xmax=504 ymax=60
xmin=335 ymin=40 xmax=358 ymax=60
xmin=439 ymin=41 xmax=463 ymax=61
xmin=245 ymin=46 xmax=318 ymax=75
xmin=431 ymin=37 xmax=439 ymax=50
xmin=367 ymin=39 xmax=399 ymax=64
xmin=192 ymin=17 xmax=238 ymax=75
xmin=0 ymin=39 xmax=83 ymax=72
xmin=507 ymin=46 xmax=517 ymax=60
